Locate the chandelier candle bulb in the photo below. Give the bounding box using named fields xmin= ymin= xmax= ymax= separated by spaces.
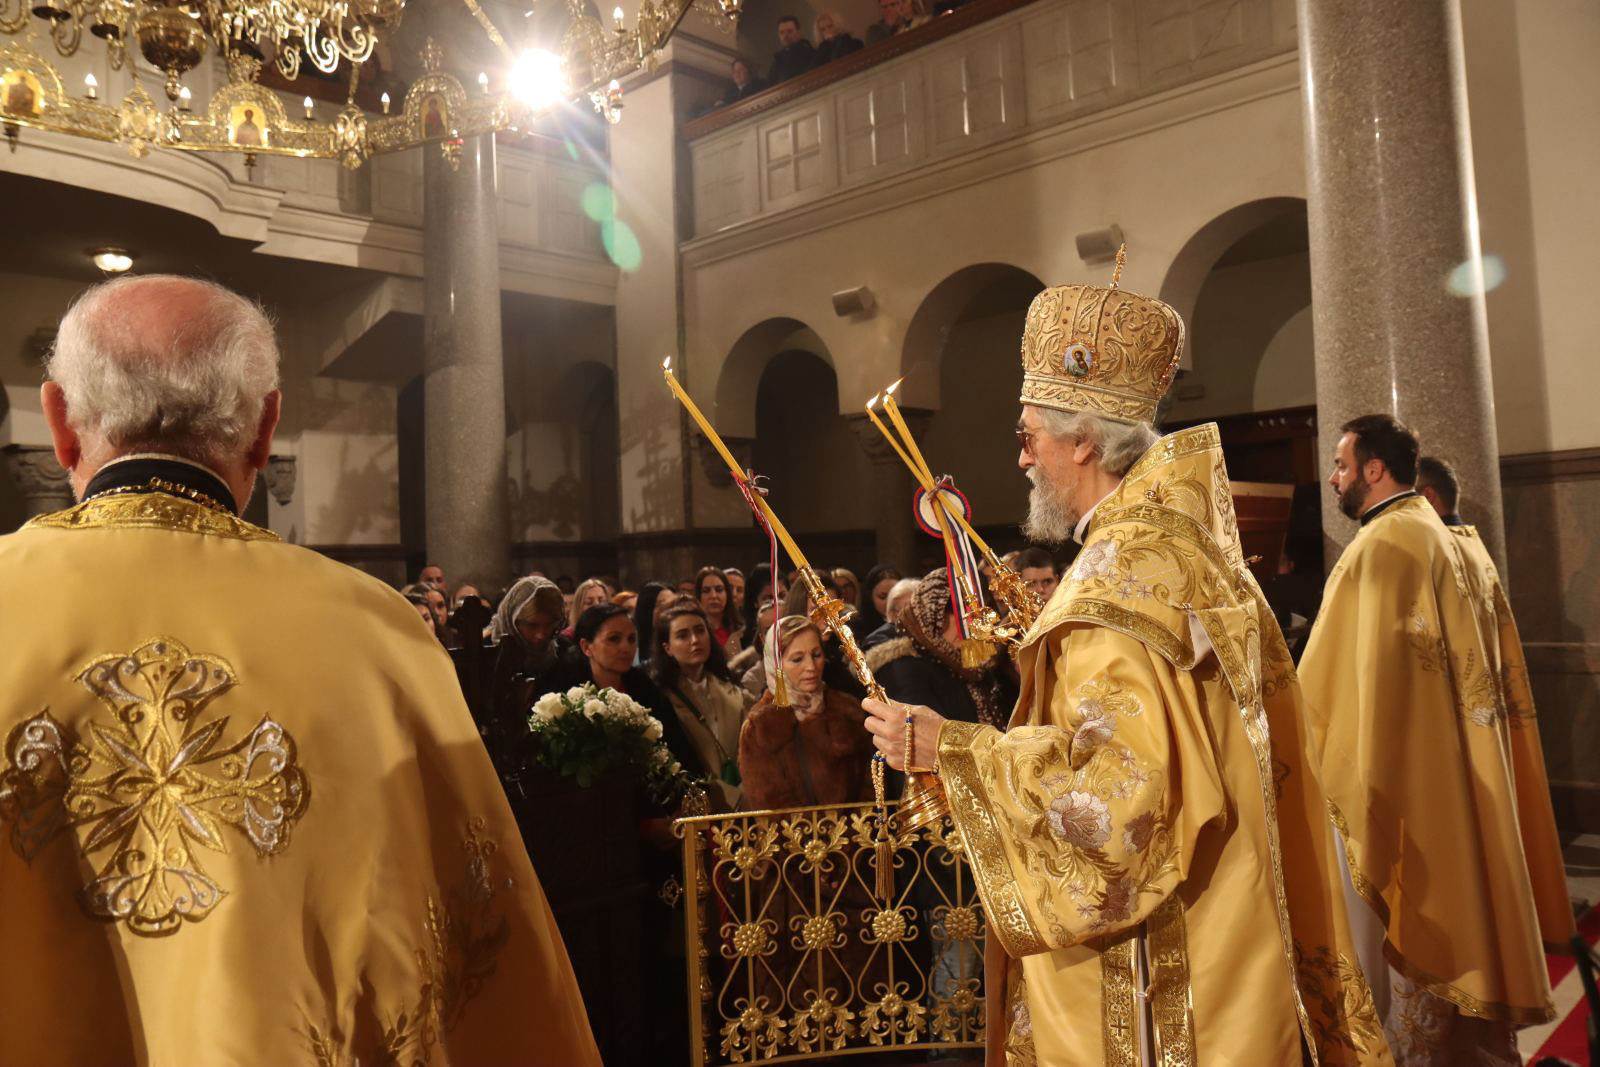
xmin=477 ymin=71 xmax=488 ymax=93
xmin=302 ymin=95 xmax=313 ymax=118
xmin=380 ymin=91 xmax=390 ymax=114
xmin=83 ymin=72 xmax=96 ymax=99
xmin=177 ymin=85 xmax=191 ymax=110
xmin=613 ymin=4 xmax=625 ymax=29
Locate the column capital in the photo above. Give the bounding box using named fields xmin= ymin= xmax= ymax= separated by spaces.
xmin=691 ymin=432 xmax=754 ymax=490
xmin=845 ymin=409 xmax=932 ymax=468
xmin=2 ymin=444 xmax=73 ymax=517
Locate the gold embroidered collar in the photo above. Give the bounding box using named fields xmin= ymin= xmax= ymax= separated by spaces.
xmin=25 ymin=491 xmax=280 ymax=543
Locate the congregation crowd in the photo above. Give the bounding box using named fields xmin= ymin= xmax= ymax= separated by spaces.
xmin=707 ymin=0 xmax=982 ymax=110
xmin=399 ymin=550 xmax=1061 ymax=811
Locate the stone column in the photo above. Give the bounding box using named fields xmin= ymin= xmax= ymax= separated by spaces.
xmin=2 ymin=445 xmax=73 ymax=517
xmin=847 ymin=410 xmax=931 ymax=572
xmin=423 ymin=134 xmax=511 ymax=587
xmin=1296 ymin=0 xmax=1507 ymax=571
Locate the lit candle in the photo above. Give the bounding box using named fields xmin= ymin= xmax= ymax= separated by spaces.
xmin=661 ymin=356 xmax=810 ymax=569
xmin=380 ymin=91 xmax=391 ymax=113
xmin=178 ymin=85 xmax=192 ymax=110
xmin=612 ymin=4 xmax=625 ymax=27
xmin=84 ymin=73 xmax=97 ymax=100
xmin=303 ymin=95 xmax=314 ymax=119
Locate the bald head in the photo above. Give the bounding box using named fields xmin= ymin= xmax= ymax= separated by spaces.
xmin=42 ymin=274 xmax=282 ymax=506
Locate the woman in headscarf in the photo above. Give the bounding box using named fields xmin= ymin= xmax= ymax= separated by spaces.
xmin=737 ymin=615 xmax=873 ymax=810
xmin=486 ymin=576 xmax=570 ymax=765
xmin=864 ymin=567 xmax=1016 ymax=729
xmin=651 ymin=602 xmax=751 ymax=808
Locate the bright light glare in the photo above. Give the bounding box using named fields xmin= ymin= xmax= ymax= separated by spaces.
xmin=91 ymin=248 xmax=134 ymax=274
xmin=509 ymin=49 xmax=568 ymax=111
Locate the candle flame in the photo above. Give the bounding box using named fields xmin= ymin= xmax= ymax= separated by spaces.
xmin=866 ymin=393 xmax=880 ymax=409
xmin=885 ymin=377 xmax=904 ymax=397
xmin=662 ymin=355 xmax=672 ymax=372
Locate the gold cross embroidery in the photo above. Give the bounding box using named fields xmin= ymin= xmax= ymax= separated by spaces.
xmin=0 ymin=637 xmax=308 ymax=936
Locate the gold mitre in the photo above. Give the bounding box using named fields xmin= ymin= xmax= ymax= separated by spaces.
xmin=1019 ymin=247 xmax=1186 ymax=425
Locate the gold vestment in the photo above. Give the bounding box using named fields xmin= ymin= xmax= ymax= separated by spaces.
xmin=0 ymin=493 xmax=601 ymax=1066
xmin=1299 ymin=497 xmax=1572 ymax=1027
xmin=938 ymin=425 xmax=1391 ymax=1066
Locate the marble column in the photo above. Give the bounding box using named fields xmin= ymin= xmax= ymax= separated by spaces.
xmin=423 ymin=135 xmax=511 ymax=587
xmin=1296 ymin=0 xmax=1507 ymax=571
xmin=847 ymin=410 xmax=931 ymax=573
xmin=2 ymin=444 xmax=73 ymax=517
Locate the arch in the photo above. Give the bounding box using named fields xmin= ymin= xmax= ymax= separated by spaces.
xmin=897 ymin=263 xmax=1045 ymax=410
xmin=713 ymin=316 xmax=835 ymax=438
xmin=1159 ymin=197 xmax=1308 ymax=367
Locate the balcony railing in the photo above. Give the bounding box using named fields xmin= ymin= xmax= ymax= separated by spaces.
xmin=683 ymin=0 xmax=1298 ymax=239
xmin=676 ymin=800 xmax=987 ymax=1065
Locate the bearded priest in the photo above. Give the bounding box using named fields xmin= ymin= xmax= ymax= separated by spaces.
xmin=864 ymin=263 xmax=1392 ymax=1066
xmin=1298 ymin=415 xmax=1571 ymax=1066
xmin=0 ymin=276 xmax=600 ymax=1066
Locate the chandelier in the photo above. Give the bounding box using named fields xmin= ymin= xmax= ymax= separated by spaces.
xmin=0 ymin=0 xmax=739 ymax=168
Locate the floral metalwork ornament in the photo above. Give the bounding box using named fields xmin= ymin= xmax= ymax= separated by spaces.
xmin=0 ymin=637 xmax=307 ymax=936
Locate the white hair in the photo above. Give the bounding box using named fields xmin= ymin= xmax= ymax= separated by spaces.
xmin=1034 ymin=407 xmax=1158 ymax=476
xmin=46 ymin=275 xmax=280 ymax=466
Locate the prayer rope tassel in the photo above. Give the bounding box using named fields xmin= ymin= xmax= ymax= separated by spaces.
xmin=871 ymin=754 xmax=894 ymax=902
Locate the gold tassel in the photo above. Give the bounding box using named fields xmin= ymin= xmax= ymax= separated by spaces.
xmin=871 ymin=754 xmax=894 ymax=902
xmin=960 ymin=636 xmax=996 ymax=669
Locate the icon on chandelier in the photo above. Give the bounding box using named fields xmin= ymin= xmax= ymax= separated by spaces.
xmin=227 ymin=104 xmax=267 ymax=147
xmin=0 ymin=69 xmax=41 ymax=117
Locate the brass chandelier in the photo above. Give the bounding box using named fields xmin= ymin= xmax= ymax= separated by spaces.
xmin=0 ymin=0 xmax=738 ymax=168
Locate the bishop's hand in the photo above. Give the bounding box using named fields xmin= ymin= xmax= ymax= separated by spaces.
xmin=862 ymin=697 xmax=943 ymax=773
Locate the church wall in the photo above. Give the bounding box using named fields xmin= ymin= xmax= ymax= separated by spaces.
xmin=682 ymin=65 xmax=1308 ymax=431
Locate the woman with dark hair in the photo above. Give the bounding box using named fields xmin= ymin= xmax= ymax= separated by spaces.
xmin=694 ymin=565 xmax=743 ymax=656
xmin=651 ymin=602 xmax=751 ymax=807
xmin=738 ymin=615 xmax=873 ymax=809
xmin=633 ymin=581 xmax=678 ymax=667
xmin=542 ymin=604 xmax=680 ymax=736
xmin=741 ymin=562 xmax=787 ymax=636
xmin=724 ymin=567 xmax=746 ymax=613
xmin=855 ymin=563 xmax=902 ymax=637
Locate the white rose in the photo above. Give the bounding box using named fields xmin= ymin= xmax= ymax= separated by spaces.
xmin=531 ymin=693 xmax=561 ymax=722
xmin=644 ymin=717 xmax=663 ymax=741
xmin=583 ymin=698 xmax=607 ymax=720
xmin=650 ymin=747 xmax=670 ymax=767
xmin=667 ymin=760 xmax=681 ymax=775
xmin=566 ymin=686 xmax=588 ymax=703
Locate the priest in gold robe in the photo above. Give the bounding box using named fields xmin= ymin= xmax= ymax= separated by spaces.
xmin=0 ymin=275 xmax=601 ymax=1066
xmin=1299 ymin=418 xmax=1572 ymax=1066
xmin=865 ymin=269 xmax=1391 ymax=1066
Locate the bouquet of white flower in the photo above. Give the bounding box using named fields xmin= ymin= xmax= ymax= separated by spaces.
xmin=527 ymin=683 xmax=697 ymax=804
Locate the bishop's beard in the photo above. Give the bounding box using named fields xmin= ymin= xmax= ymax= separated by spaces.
xmin=1022 ymin=463 xmax=1081 ymax=544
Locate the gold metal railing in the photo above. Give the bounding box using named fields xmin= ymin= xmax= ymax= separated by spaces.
xmin=676 ymin=801 xmax=986 ymax=1065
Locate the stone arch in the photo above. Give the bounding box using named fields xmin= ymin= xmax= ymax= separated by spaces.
xmin=897 ymin=263 xmax=1045 ymax=410
xmin=713 ymin=316 xmax=835 ymax=438
xmin=1158 ymin=197 xmax=1309 ymax=366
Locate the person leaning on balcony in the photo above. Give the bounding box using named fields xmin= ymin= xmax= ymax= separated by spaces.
xmin=737 ymin=615 xmax=872 ymax=809
xmin=864 ymin=0 xmax=904 ymax=44
xmin=813 ymin=11 xmax=863 ymax=64
xmin=724 ymin=56 xmax=765 ymax=104
xmin=768 ymin=14 xmax=817 ymax=84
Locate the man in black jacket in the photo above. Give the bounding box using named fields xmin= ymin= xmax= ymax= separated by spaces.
xmin=769 ymin=14 xmax=817 ymax=83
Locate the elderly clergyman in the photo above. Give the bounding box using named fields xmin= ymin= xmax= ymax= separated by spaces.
xmin=864 ymin=263 xmax=1393 ymax=1064
xmin=0 ymin=275 xmax=599 ymax=1064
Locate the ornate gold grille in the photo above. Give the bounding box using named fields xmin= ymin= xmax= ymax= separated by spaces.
xmin=677 ymin=801 xmax=986 ymax=1065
